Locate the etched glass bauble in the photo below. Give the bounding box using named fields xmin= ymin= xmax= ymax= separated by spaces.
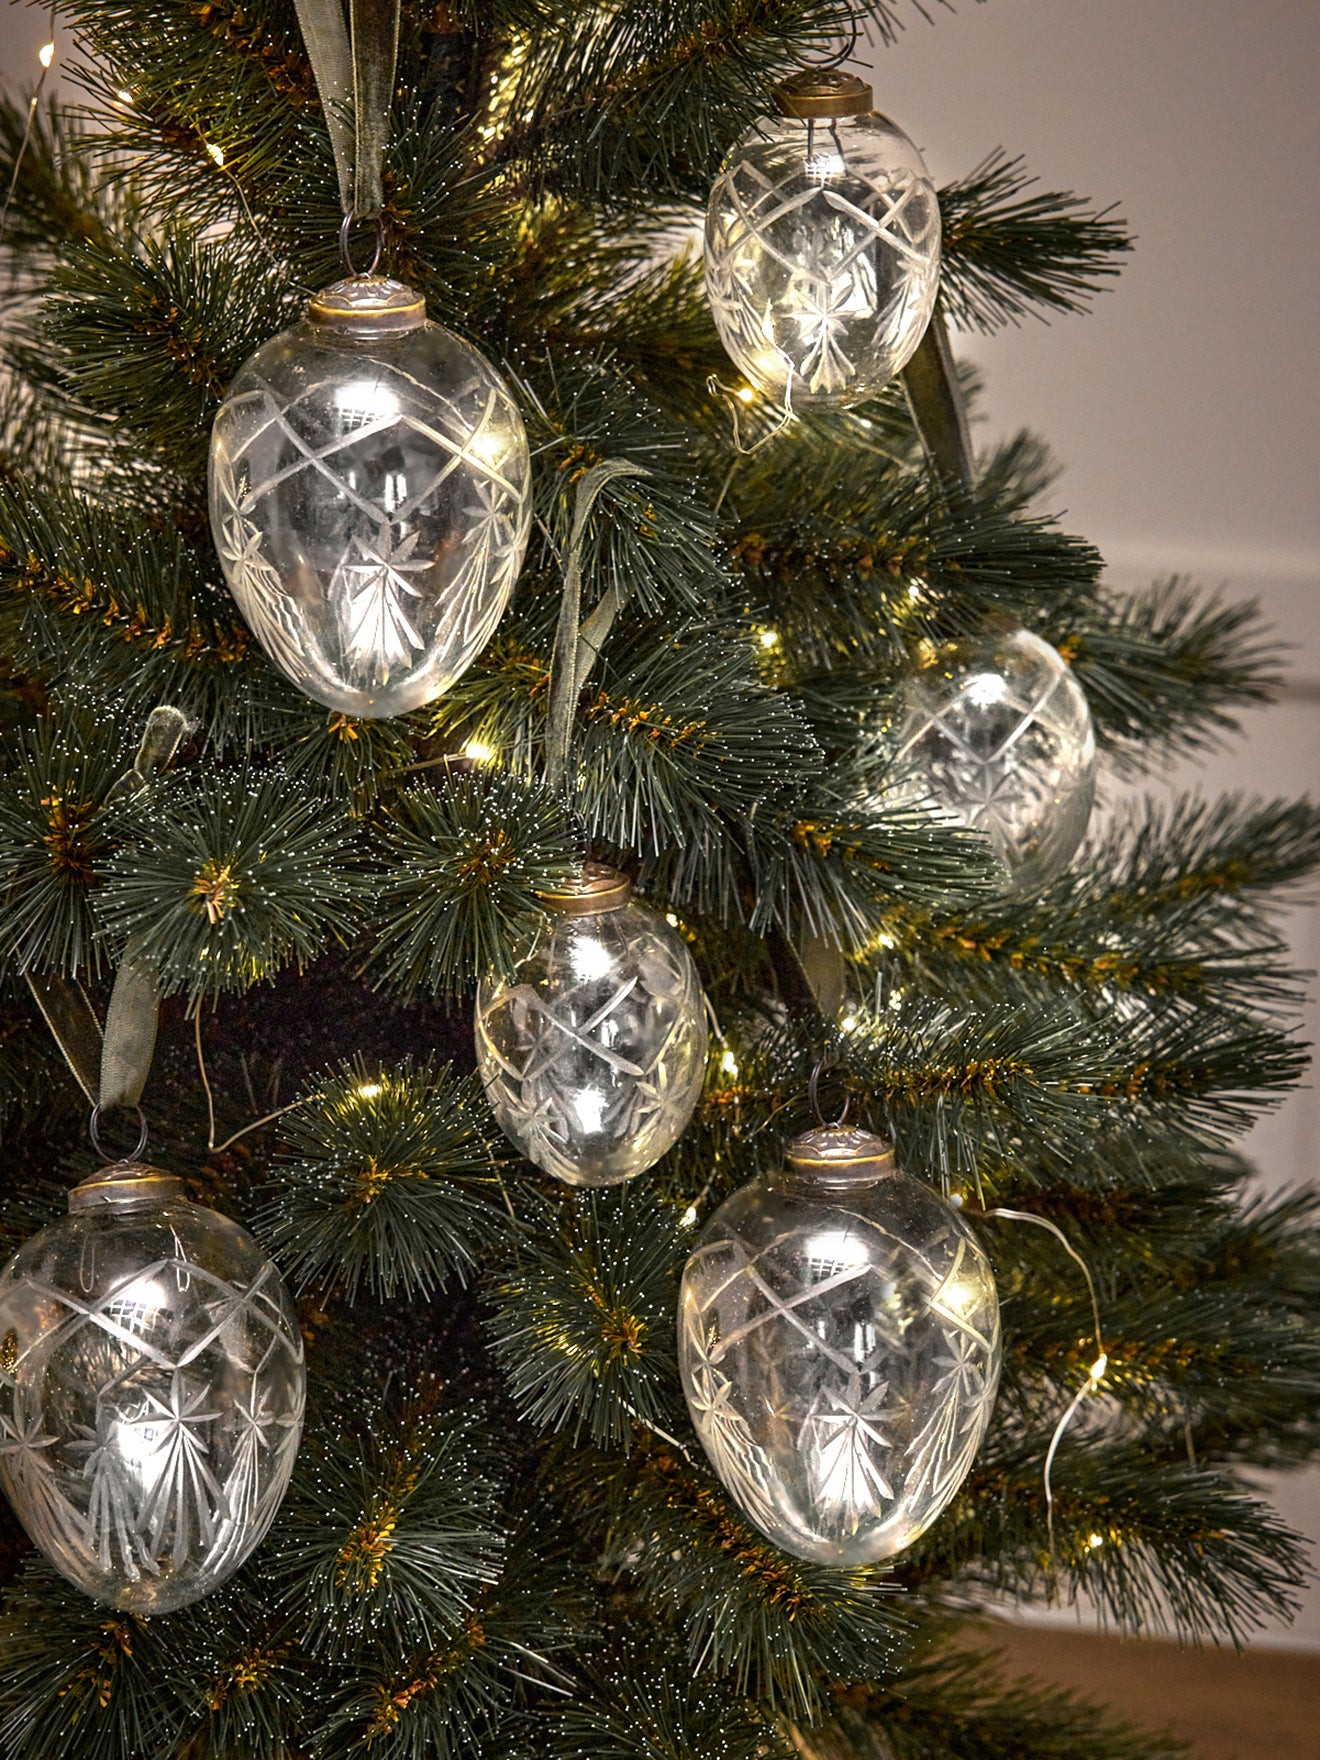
xmin=0 ymin=1160 xmax=305 ymax=1612
xmin=679 ymin=1128 xmax=1000 ymax=1565
xmin=885 ymin=625 xmax=1096 ymax=892
xmin=705 ymin=70 xmax=940 ymax=408
xmin=475 ymin=865 xmax=708 ymax=1187
xmin=209 ymin=276 xmax=531 ymax=717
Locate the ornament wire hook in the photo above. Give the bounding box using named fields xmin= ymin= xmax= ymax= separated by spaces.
xmin=982 ymin=1206 xmax=1109 ymax=1564
xmin=808 ymin=1055 xmax=851 ymax=1129
xmin=339 ymin=211 xmax=385 ymax=279
xmin=88 ymin=1103 xmax=149 ymax=1164
xmin=793 ymin=26 xmax=859 ymax=74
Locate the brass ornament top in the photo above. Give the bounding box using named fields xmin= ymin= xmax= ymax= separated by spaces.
xmin=537 ymin=861 xmax=634 ymax=917
xmin=786 ymin=1126 xmax=897 ymax=1183
xmin=774 ymin=68 xmax=874 ymax=119
xmin=68 ymin=1161 xmax=185 ymax=1214
xmin=306 ymin=276 xmax=428 ymax=338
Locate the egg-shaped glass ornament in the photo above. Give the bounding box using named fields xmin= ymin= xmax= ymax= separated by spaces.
xmin=679 ymin=1128 xmax=1000 ymax=1565
xmin=705 ymin=70 xmax=940 ymax=408
xmin=475 ymin=865 xmax=708 ymax=1187
xmin=884 ymin=624 xmax=1096 ymax=893
xmin=209 ymin=276 xmax=531 ymax=718
xmin=0 ymin=1159 xmax=305 ymax=1612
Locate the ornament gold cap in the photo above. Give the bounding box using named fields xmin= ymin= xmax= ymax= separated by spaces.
xmin=537 ymin=862 xmax=633 ymax=917
xmin=306 ymin=276 xmax=427 ymax=338
xmin=786 ymin=1126 xmax=897 ymax=1182
xmin=774 ymin=68 xmax=874 ymax=119
xmin=69 ymin=1160 xmax=185 ymax=1214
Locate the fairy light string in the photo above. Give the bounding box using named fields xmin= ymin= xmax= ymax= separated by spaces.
xmin=0 ymin=10 xmax=59 ymax=253
xmin=979 ymin=1204 xmax=1109 ymax=1558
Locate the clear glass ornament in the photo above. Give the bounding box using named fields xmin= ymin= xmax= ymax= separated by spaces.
xmin=475 ymin=865 xmax=708 ymax=1187
xmin=0 ymin=1159 xmax=305 ymax=1612
xmin=705 ymin=70 xmax=940 ymax=408
xmin=209 ymin=275 xmax=531 ymax=718
xmin=885 ymin=624 xmax=1097 ymax=893
xmin=679 ymin=1127 xmax=1000 ymax=1565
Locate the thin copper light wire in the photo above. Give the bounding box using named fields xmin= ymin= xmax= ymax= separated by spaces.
xmin=0 ymin=5 xmax=59 ymax=252
xmin=983 ymin=1206 xmax=1109 ymax=1560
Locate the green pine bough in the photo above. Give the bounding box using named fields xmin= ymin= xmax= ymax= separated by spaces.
xmin=0 ymin=5 xmax=1315 ymax=1760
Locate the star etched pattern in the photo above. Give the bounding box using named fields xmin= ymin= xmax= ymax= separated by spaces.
xmin=332 ymin=526 xmax=428 ymax=672
xmin=210 ymin=336 xmax=530 ymax=715
xmin=706 ymin=131 xmax=940 ymax=402
xmin=0 ymin=1234 xmax=304 ymax=1611
xmin=680 ymin=1190 xmax=1000 ymax=1563
xmin=211 ymin=450 xmax=308 ymax=684
xmin=477 ymin=913 xmax=707 ymax=1186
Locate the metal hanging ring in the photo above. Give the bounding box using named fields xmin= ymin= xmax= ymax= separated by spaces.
xmin=794 ymin=26 xmax=860 ymax=74
xmin=807 ymin=1055 xmax=851 ymax=1129
xmin=88 ymin=1103 xmax=149 ymax=1165
xmin=339 ymin=211 xmax=385 ymax=279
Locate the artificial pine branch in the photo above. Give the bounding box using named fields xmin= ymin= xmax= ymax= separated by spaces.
xmin=1054 ymin=580 xmax=1285 ymax=769
xmin=269 ymin=1396 xmax=505 ymax=1661
xmin=369 ymin=769 xmax=579 ymax=997
xmin=551 ymin=1642 xmax=792 ymax=1760
xmin=41 ymin=226 xmax=295 ymax=467
xmin=581 ymin=1437 xmax=909 ymax=1717
xmin=487 ymin=0 xmax=859 ymax=203
xmin=255 ymin=1059 xmax=513 ymax=1301
xmin=0 ymin=696 xmax=141 ymax=974
xmin=0 ymin=98 xmax=121 ymax=274
xmin=936 ymin=150 xmax=1132 ymax=333
xmin=820 ymin=1638 xmax=1190 ymax=1760
xmin=488 ymin=1183 xmax=686 ymax=1447
xmin=96 ymin=768 xmax=368 ymax=999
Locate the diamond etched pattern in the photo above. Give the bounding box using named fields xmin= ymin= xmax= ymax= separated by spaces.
xmin=476 ymin=902 xmax=708 ymax=1188
xmin=209 ymin=310 xmax=530 ymax=718
xmin=705 ymin=113 xmax=940 ymax=406
xmin=679 ymin=1168 xmax=1000 ymax=1565
xmin=0 ymin=1196 xmax=305 ymax=1613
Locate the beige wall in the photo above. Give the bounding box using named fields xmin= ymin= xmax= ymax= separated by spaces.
xmin=2 ymin=0 xmax=1317 ymax=1645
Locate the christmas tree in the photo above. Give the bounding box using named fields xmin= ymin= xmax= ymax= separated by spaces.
xmin=1 ymin=4 xmax=1318 ymax=1758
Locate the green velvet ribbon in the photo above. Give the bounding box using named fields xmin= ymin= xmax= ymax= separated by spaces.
xmin=293 ymin=0 xmax=400 ymax=221
xmin=899 ymin=315 xmax=975 ymax=487
xmin=545 ymin=460 xmax=653 ymax=795
xmin=24 ymin=706 xmax=190 ymax=1114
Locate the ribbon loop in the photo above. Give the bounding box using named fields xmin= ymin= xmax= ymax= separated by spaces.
xmin=105 ymin=704 xmax=192 ymax=804
xmin=350 ymin=0 xmax=400 ymax=220
xmin=98 ymin=956 xmax=161 ymax=1111
xmin=545 ymin=459 xmax=652 ymax=792
xmin=900 ymin=316 xmax=974 ymax=486
xmin=292 ymin=0 xmax=355 ymax=214
xmin=294 ymin=0 xmax=400 ymax=223
xmin=24 ymin=972 xmax=102 ymax=1105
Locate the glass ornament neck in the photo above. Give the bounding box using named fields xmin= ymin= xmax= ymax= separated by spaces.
xmin=778 ymin=1125 xmax=898 ymax=1192
xmin=306 ymin=275 xmax=427 ymax=339
xmin=68 ymin=1161 xmax=185 ymax=1215
xmin=537 ymin=862 xmax=634 ymax=917
xmin=774 ymin=68 xmax=872 ymax=118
